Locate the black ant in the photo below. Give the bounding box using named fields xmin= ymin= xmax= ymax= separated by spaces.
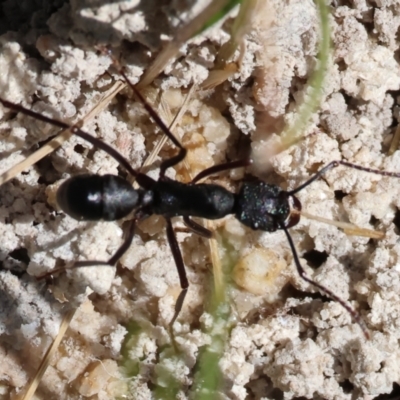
xmin=1 ymin=60 xmax=400 ymax=341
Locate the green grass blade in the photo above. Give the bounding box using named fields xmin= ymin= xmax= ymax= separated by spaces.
xmin=281 ymin=0 xmax=330 ymax=147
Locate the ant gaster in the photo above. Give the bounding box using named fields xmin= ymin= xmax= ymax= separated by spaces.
xmin=2 ymin=62 xmax=400 ymax=339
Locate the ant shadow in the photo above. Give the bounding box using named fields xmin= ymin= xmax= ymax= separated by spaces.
xmin=70 ymin=0 xmax=173 ymax=50
xmin=0 ymin=0 xmax=68 ymax=36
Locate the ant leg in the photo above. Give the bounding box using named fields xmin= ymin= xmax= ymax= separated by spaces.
xmin=183 ymin=216 xmax=212 ymax=238
xmin=0 ymin=98 xmax=70 ymax=129
xmin=191 ymin=159 xmax=252 ymax=184
xmin=280 ymin=223 xmax=369 ymax=339
xmin=288 ymin=160 xmax=400 ymax=196
xmin=0 ymin=99 xmax=153 ymax=184
xmin=70 ymin=126 xmax=141 ymax=180
xmin=165 ymin=218 xmax=189 ymax=333
xmin=39 ymin=215 xmax=138 ymax=279
xmin=124 ymin=75 xmax=187 ymax=177
xmin=108 ymin=58 xmax=187 ymax=177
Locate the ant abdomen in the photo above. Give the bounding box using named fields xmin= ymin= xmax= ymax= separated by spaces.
xmin=57 ymin=174 xmax=140 ymax=221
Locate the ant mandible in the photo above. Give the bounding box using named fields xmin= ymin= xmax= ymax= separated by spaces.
xmin=1 ymin=58 xmax=400 ymax=340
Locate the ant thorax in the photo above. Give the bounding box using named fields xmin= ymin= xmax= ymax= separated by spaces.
xmin=149 ymin=178 xmax=235 ymax=219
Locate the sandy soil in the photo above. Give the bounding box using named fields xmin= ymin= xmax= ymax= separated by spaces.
xmin=0 ymin=0 xmax=400 ymax=399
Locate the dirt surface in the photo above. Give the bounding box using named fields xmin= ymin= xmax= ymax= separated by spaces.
xmin=0 ymin=0 xmax=400 ymax=399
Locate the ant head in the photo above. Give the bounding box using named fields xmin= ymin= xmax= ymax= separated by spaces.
xmin=234 ymin=180 xmax=293 ymax=232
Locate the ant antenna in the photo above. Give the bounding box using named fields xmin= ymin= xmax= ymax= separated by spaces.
xmin=288 ymin=160 xmax=400 ymax=196
xmin=282 ymin=158 xmax=400 ymax=338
